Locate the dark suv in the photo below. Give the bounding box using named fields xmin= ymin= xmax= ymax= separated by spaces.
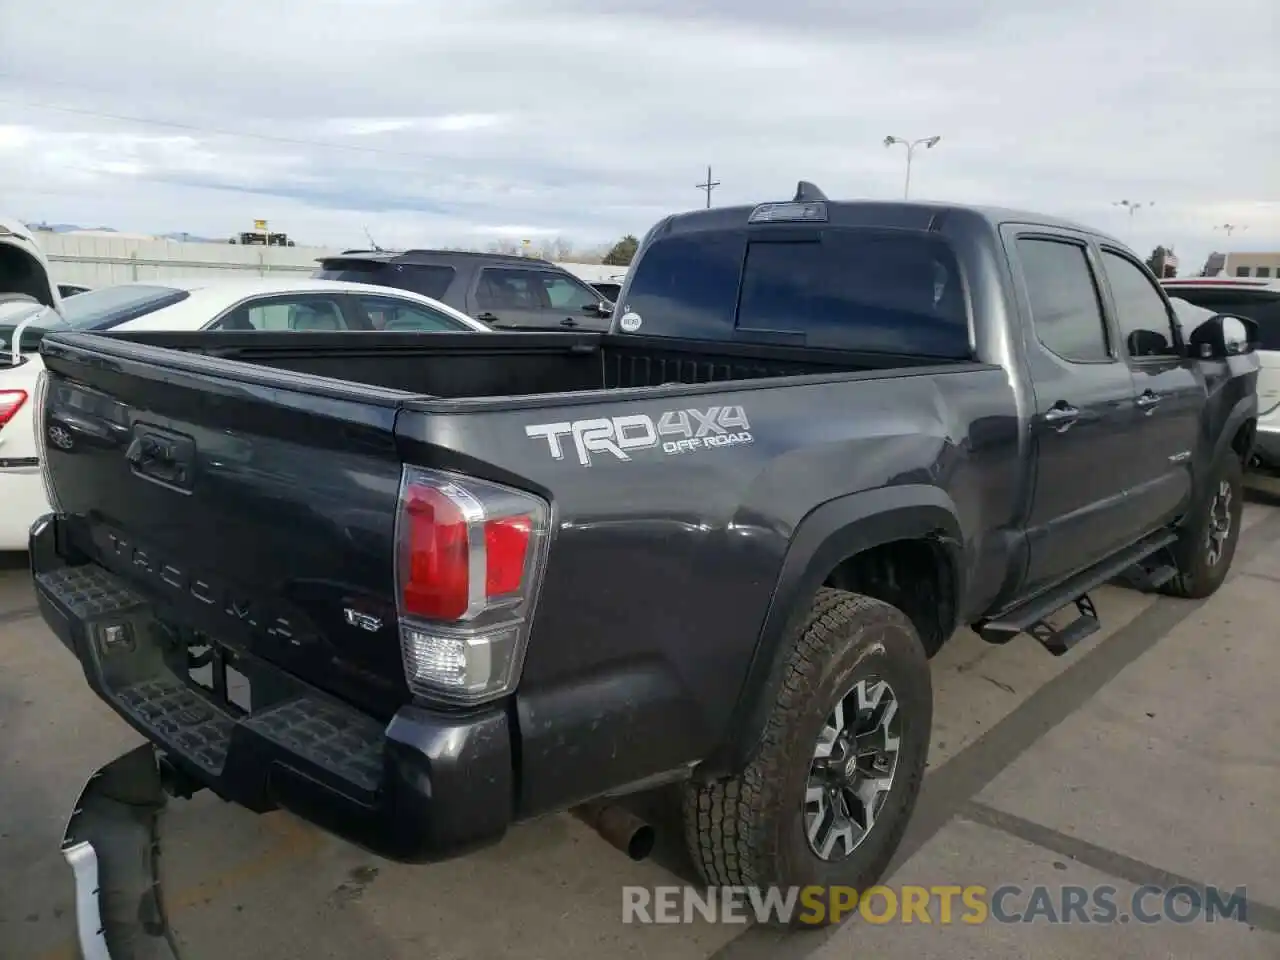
xmin=314 ymin=249 xmax=615 ymax=331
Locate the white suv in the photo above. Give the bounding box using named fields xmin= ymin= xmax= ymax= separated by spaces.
xmin=1163 ymin=277 xmax=1280 ymax=469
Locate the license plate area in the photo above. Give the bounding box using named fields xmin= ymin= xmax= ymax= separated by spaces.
xmin=160 ymin=623 xmax=297 ymax=718
xmin=187 ymin=634 xmax=252 ymax=715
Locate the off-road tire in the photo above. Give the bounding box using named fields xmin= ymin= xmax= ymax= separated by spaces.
xmin=1162 ymin=453 xmax=1244 ymax=599
xmin=682 ymin=588 xmax=931 ymax=927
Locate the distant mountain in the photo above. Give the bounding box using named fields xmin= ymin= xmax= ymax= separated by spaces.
xmin=25 ymin=222 xmax=222 ymax=243
xmin=158 ymin=232 xmax=223 ymax=243
xmin=25 ymin=222 xmax=118 ymax=234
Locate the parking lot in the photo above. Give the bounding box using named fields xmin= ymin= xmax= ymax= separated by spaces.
xmin=2 ymin=495 xmax=1278 ymax=960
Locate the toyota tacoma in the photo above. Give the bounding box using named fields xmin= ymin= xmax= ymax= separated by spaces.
xmin=29 ymin=184 xmax=1260 ymax=953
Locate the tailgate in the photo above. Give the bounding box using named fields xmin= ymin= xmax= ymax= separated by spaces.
xmin=37 ymin=331 xmax=413 ymax=718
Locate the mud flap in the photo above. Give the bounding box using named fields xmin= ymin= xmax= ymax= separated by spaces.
xmin=61 ymin=744 xmax=177 ymax=960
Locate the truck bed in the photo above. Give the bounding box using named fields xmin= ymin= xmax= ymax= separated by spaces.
xmin=98 ymin=329 xmax=973 ymax=401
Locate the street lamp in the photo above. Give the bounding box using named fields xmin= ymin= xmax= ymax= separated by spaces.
xmin=884 ymin=135 xmax=941 ymax=199
xmin=1113 ymin=199 xmax=1153 ymax=225
xmin=1215 ymin=223 xmax=1247 ymax=238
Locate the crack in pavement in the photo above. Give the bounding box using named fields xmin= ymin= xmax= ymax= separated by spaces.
xmin=959 ymin=800 xmax=1280 ymax=934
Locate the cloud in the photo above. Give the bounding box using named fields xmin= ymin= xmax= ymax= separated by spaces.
xmin=0 ymin=0 xmax=1276 ymax=270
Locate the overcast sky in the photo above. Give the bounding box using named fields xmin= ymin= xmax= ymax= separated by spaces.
xmin=0 ymin=0 xmax=1275 ymax=268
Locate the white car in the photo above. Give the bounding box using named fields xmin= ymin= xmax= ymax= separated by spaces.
xmin=0 ymin=274 xmax=492 ymax=550
xmin=1163 ymin=277 xmax=1280 ymax=469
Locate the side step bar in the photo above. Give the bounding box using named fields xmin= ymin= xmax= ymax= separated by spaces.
xmin=61 ymin=744 xmax=176 ymax=960
xmin=976 ymin=531 xmax=1178 ymax=656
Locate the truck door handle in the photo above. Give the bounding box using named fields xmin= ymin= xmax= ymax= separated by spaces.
xmin=1043 ymin=404 xmax=1080 ymax=432
xmin=1136 ymin=391 xmax=1162 ymax=411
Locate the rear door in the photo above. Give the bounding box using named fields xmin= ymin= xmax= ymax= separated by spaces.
xmin=1005 ymin=229 xmax=1144 ymax=594
xmin=471 ymin=267 xmax=609 ymax=330
xmin=1097 ymin=246 xmax=1202 ymax=534
xmin=471 ymin=267 xmax=549 ymax=329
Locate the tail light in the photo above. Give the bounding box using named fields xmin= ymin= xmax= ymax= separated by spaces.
xmin=0 ymin=388 xmax=26 ymax=429
xmin=394 ymin=466 xmax=551 ymax=705
xmin=31 ymin=371 xmax=62 ymax=512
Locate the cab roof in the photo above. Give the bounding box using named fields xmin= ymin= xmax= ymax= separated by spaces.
xmin=654 ymin=181 xmax=1124 ymax=249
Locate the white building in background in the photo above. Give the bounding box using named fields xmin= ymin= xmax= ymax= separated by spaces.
xmin=29 ymin=230 xmax=622 ymax=290
xmin=1199 ymin=250 xmax=1280 ymax=279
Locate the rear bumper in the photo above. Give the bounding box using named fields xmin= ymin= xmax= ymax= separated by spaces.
xmin=31 ymin=513 xmax=513 ymax=864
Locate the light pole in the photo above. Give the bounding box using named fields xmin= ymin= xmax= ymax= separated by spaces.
xmin=883 ymin=135 xmax=941 ymax=199
xmin=1113 ymin=200 xmax=1153 ymax=233
xmin=1215 ymin=223 xmax=1247 ymax=238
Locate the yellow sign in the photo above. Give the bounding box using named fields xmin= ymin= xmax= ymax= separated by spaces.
xmin=253 ymin=220 xmax=267 ymax=231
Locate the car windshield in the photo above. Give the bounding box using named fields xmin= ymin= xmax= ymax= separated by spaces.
xmin=0 ymin=284 xmax=190 ymax=354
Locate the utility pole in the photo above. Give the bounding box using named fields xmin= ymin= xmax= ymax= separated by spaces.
xmin=883 ymin=135 xmax=941 ymax=199
xmin=696 ymin=166 xmax=720 ymax=209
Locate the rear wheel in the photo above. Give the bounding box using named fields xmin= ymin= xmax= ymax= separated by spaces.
xmin=1162 ymin=453 xmax=1244 ymax=599
xmin=683 ymin=588 xmax=931 ymax=927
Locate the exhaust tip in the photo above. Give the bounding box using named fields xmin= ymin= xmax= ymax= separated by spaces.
xmin=625 ymin=822 xmax=656 ymax=861
xmin=572 ymin=801 xmax=656 ymax=862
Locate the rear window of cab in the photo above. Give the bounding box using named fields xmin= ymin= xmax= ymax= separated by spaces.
xmin=621 ymin=227 xmax=970 ymax=358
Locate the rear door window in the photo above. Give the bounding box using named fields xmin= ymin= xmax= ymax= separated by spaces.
xmin=475 ymin=269 xmax=543 ymax=311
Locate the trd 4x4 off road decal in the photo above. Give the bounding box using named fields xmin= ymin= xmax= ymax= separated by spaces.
xmin=525 ymin=406 xmax=753 ymax=466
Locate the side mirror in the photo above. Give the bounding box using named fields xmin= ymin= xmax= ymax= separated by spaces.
xmin=1186 ymin=313 xmax=1259 ymax=359
xmin=584 ymin=300 xmax=614 ymax=317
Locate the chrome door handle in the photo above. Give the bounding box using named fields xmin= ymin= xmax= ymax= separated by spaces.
xmin=1043 ymin=405 xmax=1080 ymax=432
xmin=1136 ymin=392 xmax=1161 ymax=410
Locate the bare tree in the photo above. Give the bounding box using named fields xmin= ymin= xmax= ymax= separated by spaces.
xmin=488 ymin=239 xmax=522 ymax=256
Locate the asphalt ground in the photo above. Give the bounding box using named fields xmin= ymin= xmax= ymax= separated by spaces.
xmin=3 ymin=494 xmax=1278 ymax=959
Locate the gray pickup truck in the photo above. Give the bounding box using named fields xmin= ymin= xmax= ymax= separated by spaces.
xmin=29 ymin=184 xmax=1259 ymax=952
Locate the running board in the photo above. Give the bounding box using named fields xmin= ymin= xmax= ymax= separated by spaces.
xmin=61 ymin=744 xmax=175 ymax=960
xmin=976 ymin=531 xmax=1178 ymax=655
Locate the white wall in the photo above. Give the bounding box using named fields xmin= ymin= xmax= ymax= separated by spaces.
xmin=33 ymin=231 xmax=625 ymax=289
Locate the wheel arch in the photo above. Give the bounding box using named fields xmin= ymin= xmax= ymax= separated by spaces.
xmin=1197 ymin=393 xmax=1256 ymax=510
xmin=706 ymin=484 xmax=965 ymax=776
